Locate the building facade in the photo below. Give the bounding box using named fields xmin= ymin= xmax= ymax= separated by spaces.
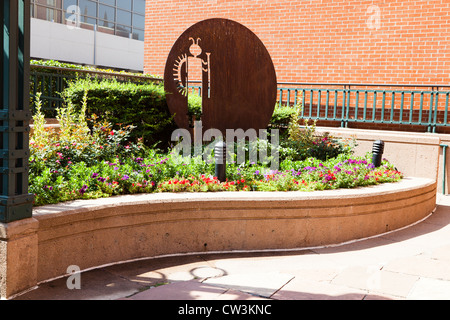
xmin=31 ymin=0 xmax=146 ymax=71
xmin=144 ymin=0 xmax=450 ymax=84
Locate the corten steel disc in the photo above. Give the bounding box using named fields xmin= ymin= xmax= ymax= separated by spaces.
xmin=164 ymin=18 xmax=277 ymax=135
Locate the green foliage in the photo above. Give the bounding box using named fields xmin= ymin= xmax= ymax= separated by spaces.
xmin=187 ymin=94 xmax=203 ymax=122
xmin=279 ymin=104 xmax=356 ymax=161
xmin=270 ymin=104 xmax=299 ymax=129
xmin=29 ymin=92 xmax=402 ymax=207
xmin=62 ymin=77 xmax=176 ymax=148
xmin=29 ymin=92 xmax=148 ymax=205
xmin=29 ymin=70 xmax=402 ymax=208
xmin=31 ymin=59 xmax=162 ymax=79
xmin=30 ymin=59 xmax=162 ymax=118
xmin=30 ymin=139 xmax=403 ymax=206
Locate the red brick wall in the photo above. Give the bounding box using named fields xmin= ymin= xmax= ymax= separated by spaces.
xmin=144 ymin=0 xmax=450 ymax=85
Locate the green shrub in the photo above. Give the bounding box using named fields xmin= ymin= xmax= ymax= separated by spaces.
xmin=280 ymin=106 xmax=356 ymax=161
xmin=62 ymin=78 xmax=176 ymax=148
xmin=187 ymin=94 xmax=203 ymax=122
xmin=270 ymin=104 xmax=299 ymax=129
xmin=31 ymin=59 xmax=161 ymax=79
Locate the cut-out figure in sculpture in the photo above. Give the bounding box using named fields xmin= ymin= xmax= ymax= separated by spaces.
xmin=173 ymin=37 xmax=211 ymax=101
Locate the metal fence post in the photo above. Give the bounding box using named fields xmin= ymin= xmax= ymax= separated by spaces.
xmin=441 ymin=144 xmax=448 ymax=195
xmin=0 ymin=0 xmax=33 ymax=223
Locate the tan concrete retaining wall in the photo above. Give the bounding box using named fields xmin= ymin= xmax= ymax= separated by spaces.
xmin=0 ymin=177 xmax=436 ymax=299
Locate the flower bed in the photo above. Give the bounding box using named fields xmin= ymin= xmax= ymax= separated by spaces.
xmin=29 ymin=92 xmax=403 ymax=207
xmin=30 ymin=147 xmax=402 ymax=206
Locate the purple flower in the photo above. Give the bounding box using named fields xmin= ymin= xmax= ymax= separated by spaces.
xmin=79 ymin=185 xmax=88 ymax=195
xmin=122 ymin=175 xmax=130 ymax=181
xmin=254 ymin=170 xmax=260 ymax=175
xmin=91 ymin=173 xmax=99 ymax=179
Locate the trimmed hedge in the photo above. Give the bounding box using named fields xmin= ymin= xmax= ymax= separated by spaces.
xmin=63 ymin=78 xmax=176 ymax=148
xmin=31 ymin=59 xmax=162 ymax=79
xmin=62 ymin=78 xmax=298 ymax=150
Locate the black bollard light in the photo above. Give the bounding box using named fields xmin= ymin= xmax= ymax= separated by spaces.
xmin=215 ymin=141 xmax=227 ymax=182
xmin=372 ymin=140 xmax=385 ymax=168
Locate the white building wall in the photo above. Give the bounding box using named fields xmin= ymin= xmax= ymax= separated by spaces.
xmin=30 ymin=18 xmax=144 ymax=71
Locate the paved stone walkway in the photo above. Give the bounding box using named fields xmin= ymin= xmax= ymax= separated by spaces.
xmin=14 ymin=194 xmax=450 ymax=300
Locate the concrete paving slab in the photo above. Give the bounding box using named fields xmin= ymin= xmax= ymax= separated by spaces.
xmin=102 ymin=255 xmax=215 ymax=285
xmin=203 ymin=273 xmax=294 ymax=298
xmin=283 ymin=268 xmax=340 ymax=282
xmin=380 ymin=222 xmax=450 ymax=249
xmin=427 ymin=245 xmax=450 ymax=262
xmin=407 ymin=278 xmax=450 ymax=300
xmin=311 ymin=237 xmax=401 ymax=267
xmin=384 ymin=255 xmax=450 ymax=281
xmin=331 ymin=266 xmax=419 ymax=298
xmin=215 ymin=289 xmax=270 ymax=300
xmin=207 ymin=250 xmax=317 ymax=276
xmin=14 ymin=269 xmax=145 ymax=300
xmin=363 ymin=293 xmax=402 ymax=300
xmin=271 ymin=278 xmax=367 ymax=300
xmin=128 ymin=280 xmax=228 ymax=300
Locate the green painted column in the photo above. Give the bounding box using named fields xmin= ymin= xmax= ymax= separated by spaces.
xmin=0 ymin=0 xmax=33 ymax=223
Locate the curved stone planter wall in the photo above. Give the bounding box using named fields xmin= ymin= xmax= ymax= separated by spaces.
xmin=1 ymin=177 xmax=437 ymax=298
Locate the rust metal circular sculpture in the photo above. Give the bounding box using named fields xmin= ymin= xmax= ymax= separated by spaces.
xmin=164 ymin=18 xmax=277 ymax=135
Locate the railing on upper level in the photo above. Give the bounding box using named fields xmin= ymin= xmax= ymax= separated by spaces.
xmin=30 ymin=68 xmax=450 ymax=133
xmin=189 ymin=81 xmax=450 ymax=133
xmin=276 ymin=82 xmax=450 ymax=133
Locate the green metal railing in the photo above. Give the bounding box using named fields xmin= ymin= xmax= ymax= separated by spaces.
xmin=276 ymin=83 xmax=450 ymax=133
xmin=441 ymin=144 xmax=448 ymax=195
xmin=31 ymin=73 xmax=450 ymax=133
xmin=189 ymin=81 xmax=450 ymax=133
xmin=30 ymin=70 xmax=72 ymax=113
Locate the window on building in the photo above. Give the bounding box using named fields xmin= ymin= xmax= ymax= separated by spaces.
xmin=33 ymin=0 xmax=63 ymax=23
xmin=31 ymin=0 xmax=145 ymax=40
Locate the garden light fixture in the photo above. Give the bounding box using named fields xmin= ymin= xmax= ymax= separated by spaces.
xmin=215 ymin=141 xmax=227 ymax=182
xmin=372 ymin=140 xmax=385 ymax=168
